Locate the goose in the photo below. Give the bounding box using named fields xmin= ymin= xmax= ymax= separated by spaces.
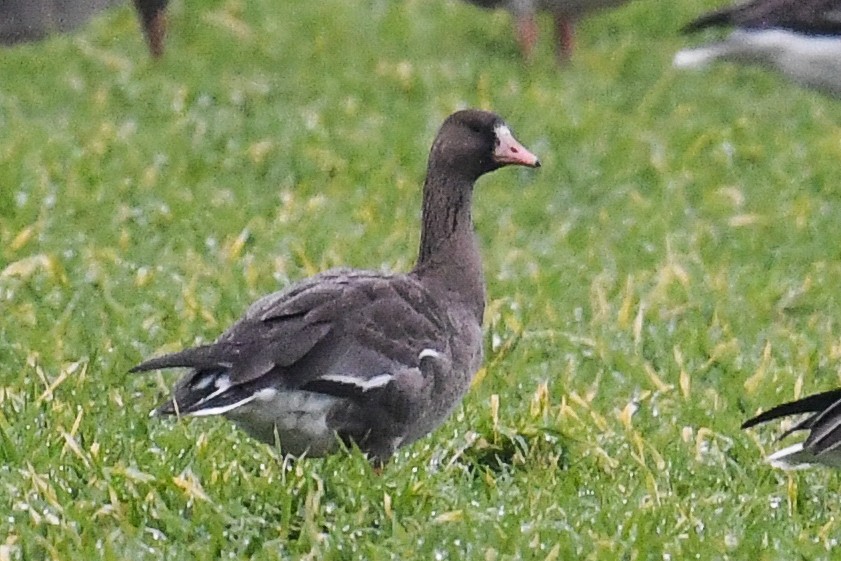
xmin=132 ymin=109 xmax=541 ymax=465
xmin=674 ymin=0 xmax=841 ymax=98
xmin=743 ymin=388 xmax=841 ymax=468
xmin=0 ymin=0 xmax=122 ymax=46
xmin=462 ymin=0 xmax=631 ymax=63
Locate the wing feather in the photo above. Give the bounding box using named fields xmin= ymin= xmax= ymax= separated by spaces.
xmin=134 ymin=269 xmax=453 ymax=416
xmin=741 ymin=388 xmax=841 ymax=429
xmin=682 ymin=0 xmax=841 ymax=35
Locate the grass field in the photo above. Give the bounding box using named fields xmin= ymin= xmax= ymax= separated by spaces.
xmin=3 ymin=0 xmax=841 ymax=558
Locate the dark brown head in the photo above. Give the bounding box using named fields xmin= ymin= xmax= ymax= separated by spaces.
xmin=428 ymin=109 xmax=540 ymax=182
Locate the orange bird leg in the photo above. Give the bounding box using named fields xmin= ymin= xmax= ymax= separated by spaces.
xmin=144 ymin=9 xmax=166 ymax=58
xmin=515 ymin=15 xmax=539 ymax=61
xmin=553 ymin=14 xmax=575 ymax=64
xmin=133 ymin=0 xmax=168 ymax=58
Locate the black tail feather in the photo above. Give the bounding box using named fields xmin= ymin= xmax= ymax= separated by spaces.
xmin=742 ymin=388 xmax=841 ymax=429
xmin=681 ymin=10 xmax=735 ymax=33
xmin=130 ymin=343 xmax=240 ymax=373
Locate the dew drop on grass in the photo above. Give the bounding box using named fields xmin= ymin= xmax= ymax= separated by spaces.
xmin=491 ymin=334 xmax=502 ymax=351
xmin=146 ymin=527 xmax=167 ymax=542
xmin=769 ymin=496 xmax=782 ymax=509
xmin=43 ymin=509 xmax=60 ymax=525
xmin=724 ymin=533 xmax=738 ymax=549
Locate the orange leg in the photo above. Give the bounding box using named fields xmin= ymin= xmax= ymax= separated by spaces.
xmin=515 ymin=15 xmax=539 ymax=61
xmin=134 ymin=0 xmax=168 ymax=58
xmin=144 ymin=9 xmax=167 ymax=58
xmin=553 ymin=14 xmax=575 ymax=64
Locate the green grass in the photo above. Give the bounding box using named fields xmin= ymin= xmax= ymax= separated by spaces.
xmin=3 ymin=0 xmax=841 ymax=558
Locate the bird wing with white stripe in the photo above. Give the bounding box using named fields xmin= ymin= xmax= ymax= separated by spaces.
xmin=132 ymin=269 xmax=453 ymax=417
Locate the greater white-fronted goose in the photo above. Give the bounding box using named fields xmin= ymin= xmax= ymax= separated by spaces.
xmin=132 ymin=109 xmax=540 ymax=464
xmin=462 ymin=0 xmax=630 ymax=63
xmin=0 ymin=0 xmax=122 ymax=46
xmin=674 ymin=0 xmax=841 ymax=98
xmin=743 ymin=388 xmax=841 ymax=468
xmin=132 ymin=0 xmax=168 ymax=57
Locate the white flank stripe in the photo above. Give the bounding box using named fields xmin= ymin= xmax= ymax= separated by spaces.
xmin=766 ymin=443 xmax=812 ymax=470
xmin=191 ymin=374 xmax=215 ymax=391
xmin=189 ymin=394 xmax=257 ymax=417
xmin=192 ymin=374 xmax=234 ymax=408
xmin=419 ymin=348 xmax=443 ymax=360
xmin=319 ymin=373 xmax=394 ymax=392
xmin=362 ymin=373 xmax=394 ymax=390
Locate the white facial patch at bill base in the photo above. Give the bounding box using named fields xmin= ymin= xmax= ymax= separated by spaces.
xmin=492 ymin=123 xmax=540 ymax=167
xmin=494 ymin=124 xmax=512 ymax=139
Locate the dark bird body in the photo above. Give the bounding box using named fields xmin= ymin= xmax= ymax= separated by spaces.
xmin=681 ymin=0 xmax=841 ymax=35
xmin=132 ymin=110 xmax=540 ymax=464
xmin=674 ymin=0 xmax=841 ymax=97
xmin=743 ymin=388 xmax=841 ymax=468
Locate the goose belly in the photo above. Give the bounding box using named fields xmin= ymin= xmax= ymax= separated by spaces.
xmin=225 ymin=389 xmax=341 ymax=457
